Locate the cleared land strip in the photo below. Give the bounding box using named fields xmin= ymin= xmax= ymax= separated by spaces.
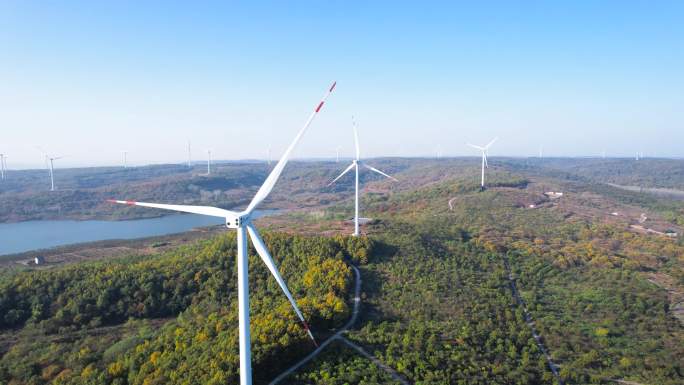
xmin=503 ymin=257 xmax=564 ymax=385
xmin=339 ymin=336 xmax=411 ymax=385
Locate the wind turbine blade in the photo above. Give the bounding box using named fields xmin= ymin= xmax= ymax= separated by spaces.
xmin=352 ymin=117 xmax=360 ymax=161
xmin=328 ymin=162 xmax=355 ymax=186
xmin=363 ymin=164 xmax=398 ymax=181
xmin=244 ymin=82 xmax=336 ymax=214
xmin=246 ymin=224 xmax=317 ymax=345
xmin=467 ymin=143 xmax=484 ymax=151
xmin=485 ymin=137 xmax=498 ymax=149
xmin=107 ymin=200 xmax=236 ymax=218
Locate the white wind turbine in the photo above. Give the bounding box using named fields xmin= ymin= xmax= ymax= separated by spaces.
xmin=38 ymin=148 xmax=64 ymax=191
xmin=328 ymin=118 xmax=397 ymax=236
xmin=207 ymin=150 xmax=212 ymax=174
xmin=108 ymin=82 xmax=336 ymax=385
xmin=0 ymin=153 xmax=6 ymax=180
xmin=122 ymin=151 xmax=128 ymax=168
xmin=46 ymin=155 xmax=64 ymax=191
xmin=187 ymin=140 xmax=192 ymax=168
xmin=467 ymin=137 xmax=498 ymax=189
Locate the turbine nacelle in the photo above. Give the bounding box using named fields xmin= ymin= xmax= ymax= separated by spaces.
xmin=227 ymin=213 xmax=250 ymax=229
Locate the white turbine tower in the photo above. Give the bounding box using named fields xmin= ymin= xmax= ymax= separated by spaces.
xmin=336 ymin=146 xmax=341 ymax=163
xmin=122 ymin=151 xmax=128 ymax=168
xmin=37 ymin=147 xmax=63 ymax=191
xmin=207 ymin=150 xmax=212 ymax=175
xmin=108 ymin=82 xmax=335 ymax=385
xmin=187 ymin=140 xmax=192 ymax=168
xmin=467 ymin=137 xmax=498 ymax=189
xmin=46 ymin=155 xmax=63 ymax=191
xmin=0 ymin=153 xmax=6 ymax=180
xmin=328 ymin=118 xmax=397 ymax=237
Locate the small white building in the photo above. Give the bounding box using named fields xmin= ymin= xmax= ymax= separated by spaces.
xmin=544 ymin=191 xmax=563 ymax=199
xmin=34 ymin=256 xmax=45 ymax=265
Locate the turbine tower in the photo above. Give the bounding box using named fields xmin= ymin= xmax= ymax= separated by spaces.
xmin=207 ymin=150 xmax=212 ymax=175
xmin=329 ymin=117 xmax=397 ymax=236
xmin=467 ymin=137 xmax=498 ymax=190
xmin=108 ymin=82 xmax=335 ymax=385
xmin=187 ymin=140 xmax=192 ymax=168
xmin=46 ymin=155 xmax=63 ymax=191
xmin=336 ymin=146 xmax=341 ymax=163
xmin=122 ymin=151 xmax=128 ymax=168
xmin=0 ymin=153 xmax=6 ymax=180
xmin=37 ymin=148 xmax=63 ymax=191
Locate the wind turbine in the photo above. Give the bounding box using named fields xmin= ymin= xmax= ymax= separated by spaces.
xmin=37 ymin=147 xmax=63 ymax=191
xmin=108 ymin=81 xmax=335 ymax=385
xmin=187 ymin=140 xmax=192 ymax=168
xmin=467 ymin=137 xmax=498 ymax=190
xmin=122 ymin=151 xmax=128 ymax=168
xmin=207 ymin=150 xmax=212 ymax=175
xmin=0 ymin=153 xmax=6 ymax=180
xmin=328 ymin=118 xmax=397 ymax=237
xmin=336 ymin=146 xmax=341 ymax=163
xmin=46 ymin=155 xmax=63 ymax=191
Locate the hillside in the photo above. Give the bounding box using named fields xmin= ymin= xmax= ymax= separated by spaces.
xmin=1 ymin=157 xmax=683 ymax=384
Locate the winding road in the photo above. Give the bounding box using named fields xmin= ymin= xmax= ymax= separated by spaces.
xmin=270 ymin=265 xmax=410 ymax=385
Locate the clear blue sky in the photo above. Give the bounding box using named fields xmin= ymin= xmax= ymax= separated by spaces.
xmin=1 ymin=1 xmax=683 ymax=168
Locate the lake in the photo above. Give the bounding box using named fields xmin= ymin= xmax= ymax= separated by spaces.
xmin=0 ymin=211 xmax=275 ymax=256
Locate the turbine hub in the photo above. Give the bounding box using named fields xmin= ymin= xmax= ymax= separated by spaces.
xmin=226 ymin=214 xmax=249 ymax=229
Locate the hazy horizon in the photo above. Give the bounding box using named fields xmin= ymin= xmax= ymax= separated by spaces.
xmin=2 ymin=1 xmax=683 ymax=168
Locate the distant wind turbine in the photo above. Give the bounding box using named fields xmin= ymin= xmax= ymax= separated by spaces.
xmin=329 ymin=117 xmax=397 ymax=236
xmin=122 ymin=151 xmax=128 ymax=168
xmin=187 ymin=140 xmax=192 ymax=168
xmin=37 ymin=147 xmax=63 ymax=191
xmin=467 ymin=137 xmax=498 ymax=189
xmin=108 ymin=81 xmax=335 ymax=385
xmin=336 ymin=146 xmax=341 ymax=163
xmin=207 ymin=150 xmax=212 ymax=175
xmin=0 ymin=153 xmax=6 ymax=180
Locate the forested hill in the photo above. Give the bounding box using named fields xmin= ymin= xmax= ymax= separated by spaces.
xmin=503 ymin=157 xmax=684 ymax=190
xmin=0 ymin=233 xmax=370 ymax=384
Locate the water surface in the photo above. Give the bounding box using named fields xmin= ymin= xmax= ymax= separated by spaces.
xmin=0 ymin=211 xmax=274 ymax=256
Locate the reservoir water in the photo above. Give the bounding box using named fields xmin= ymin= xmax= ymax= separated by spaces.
xmin=0 ymin=211 xmax=274 ymax=256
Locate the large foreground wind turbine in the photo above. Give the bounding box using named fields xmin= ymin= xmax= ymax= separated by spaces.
xmin=108 ymin=82 xmax=335 ymax=385
xmin=467 ymin=137 xmax=498 ymax=189
xmin=329 ymin=118 xmax=397 ymax=236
